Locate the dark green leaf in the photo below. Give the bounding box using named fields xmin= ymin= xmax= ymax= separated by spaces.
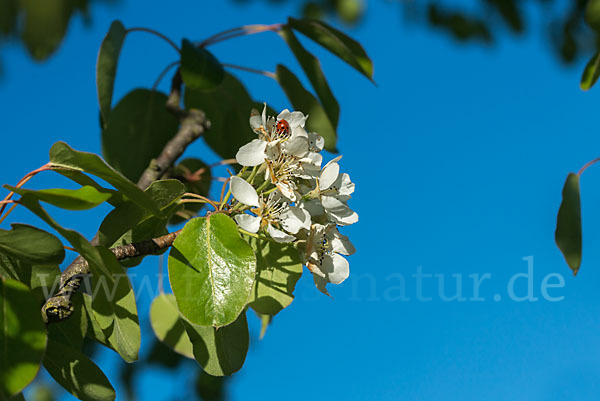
xmin=46 ymin=293 xmax=88 ymax=350
xmin=43 ymin=339 xmax=115 ymax=401
xmin=49 ymin=141 xmax=162 ymax=216
xmin=184 ymin=73 xmax=259 ymax=160
xmin=0 ymin=254 xmax=28 ymax=282
xmin=20 ymin=0 xmax=72 ymax=60
xmin=276 ymin=65 xmax=337 ymax=151
xmin=150 ymin=294 xmax=194 ymax=359
xmin=555 ymin=173 xmax=582 ymax=275
xmin=7 ymin=185 xmax=112 ymax=211
xmin=581 ymin=52 xmax=600 ymax=91
xmin=183 ymin=312 xmax=249 ymax=376
xmin=288 ymin=17 xmax=374 ymax=81
xmin=97 ymin=20 xmax=127 ymax=128
xmin=586 ymin=0 xmax=600 ymax=31
xmin=0 ymin=224 xmax=64 ymax=265
xmin=101 ymin=89 xmax=179 ymax=182
xmin=168 ymin=214 xmax=256 ymax=327
xmin=0 ymin=278 xmax=46 ymax=398
xmin=248 ymin=239 xmax=303 ymax=316
xmin=279 ymin=26 xmax=339 ymax=127
xmin=29 ymin=264 xmax=61 ymax=305
xmin=180 ymin=39 xmax=225 ymax=91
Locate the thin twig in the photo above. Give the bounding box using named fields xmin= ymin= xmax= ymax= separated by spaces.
xmin=222 ymin=63 xmax=276 ymax=79
xmin=126 ymin=27 xmax=181 ymax=53
xmin=199 ymin=23 xmax=283 ymax=47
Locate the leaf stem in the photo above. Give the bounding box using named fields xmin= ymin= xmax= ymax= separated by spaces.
xmin=578 ymin=157 xmax=600 ymax=176
xmin=126 ymin=27 xmax=181 ymax=53
xmin=199 ymin=23 xmax=284 ymax=47
xmin=221 ymin=63 xmax=276 ymax=79
xmin=152 ymin=61 xmax=180 ymax=91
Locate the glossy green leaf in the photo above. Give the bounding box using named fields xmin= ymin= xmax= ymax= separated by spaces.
xmin=7 ymin=185 xmax=112 ymax=210
xmin=169 ymin=158 xmax=212 ymax=224
xmin=43 ymin=339 xmax=115 ymax=401
xmin=85 ymin=247 xmax=141 ymax=362
xmin=53 ymin=170 xmax=123 ymax=207
xmin=19 ymin=0 xmax=71 ymax=60
xmin=0 ymin=278 xmax=46 ymax=398
xmin=555 ymin=173 xmax=582 ymax=275
xmin=276 ymin=65 xmax=337 ymax=151
xmin=150 ymin=294 xmax=194 ymax=359
xmin=0 ymin=223 xmax=64 ymax=265
xmin=184 ymin=73 xmax=262 ymax=160
xmin=279 ymin=26 xmax=340 ymax=127
xmin=97 ymin=20 xmax=127 ymax=128
xmin=183 ymin=312 xmax=249 ymax=376
xmin=82 ymin=293 xmax=112 ymax=350
xmin=581 ymin=52 xmax=600 ymax=91
xmin=101 ymin=89 xmax=179 ymax=182
xmin=180 ymin=39 xmax=225 ymax=91
xmin=49 ymin=141 xmax=162 ymax=216
xmin=288 ymin=17 xmax=374 ymax=81
xmin=168 ymin=214 xmax=256 ymax=327
xmin=248 ymin=239 xmax=303 ymax=316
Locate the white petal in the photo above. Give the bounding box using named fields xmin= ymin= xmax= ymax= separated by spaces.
xmin=330 ymin=230 xmax=356 ymax=255
xmin=230 ymin=176 xmax=260 ymax=207
xmin=322 ymin=196 xmax=358 ymax=225
xmin=319 ymin=161 xmax=340 ymax=190
xmin=280 ymin=206 xmax=311 ymax=234
xmin=286 ymin=111 xmax=307 ymax=128
xmin=277 ymin=109 xmax=291 ymax=121
xmin=283 ymin=136 xmax=309 ymax=157
xmin=267 ymin=224 xmax=295 ymax=243
xmin=308 ymin=132 xmax=325 ymax=152
xmin=334 ymin=173 xmax=355 ymax=197
xmin=323 ymin=253 xmax=350 ymax=284
xmin=299 ymin=199 xmax=325 ymax=217
xmin=235 ymin=139 xmax=267 ymax=166
xmin=234 ymin=214 xmax=261 ymax=233
xmin=276 ymin=182 xmax=297 ymax=202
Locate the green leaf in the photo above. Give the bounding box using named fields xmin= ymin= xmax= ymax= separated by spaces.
xmin=180 ymin=39 xmax=225 ymax=91
xmin=586 ymin=0 xmax=600 ymax=31
xmin=150 ymin=294 xmax=194 ymax=359
xmin=97 ymin=20 xmax=127 ymax=128
xmin=82 ymin=294 xmax=113 ymax=350
xmin=288 ymin=17 xmax=374 ymax=81
xmin=19 ymin=0 xmax=72 ymax=60
xmin=85 ymin=247 xmax=141 ymax=363
xmin=279 ymin=26 xmax=340 ymax=127
xmin=169 ymin=158 xmax=212 ymax=225
xmin=581 ymin=52 xmax=600 ymax=91
xmin=53 ymin=170 xmax=123 ymax=207
xmin=276 ymin=65 xmax=337 ymax=151
xmin=49 ymin=141 xmax=162 ymax=216
xmin=43 ymin=339 xmax=116 ymax=401
xmin=6 ymin=185 xmax=112 ymax=211
xmin=0 ymin=224 xmax=64 ymax=265
xmin=248 ymin=239 xmax=303 ymax=316
xmin=101 ymin=89 xmax=179 ymax=182
xmin=0 ymin=278 xmax=46 ymax=398
xmin=29 ymin=264 xmax=61 ymax=304
xmin=46 ymin=292 xmax=88 ymax=350
xmin=168 ymin=214 xmax=256 ymax=327
xmin=184 ymin=73 xmax=264 ymax=160
xmin=555 ymin=172 xmax=582 ymax=275
xmin=183 ymin=311 xmax=249 ymax=376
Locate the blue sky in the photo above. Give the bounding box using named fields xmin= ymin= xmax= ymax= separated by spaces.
xmin=3 ymin=1 xmax=600 ymax=400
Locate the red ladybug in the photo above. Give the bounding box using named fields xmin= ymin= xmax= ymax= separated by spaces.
xmin=275 ymin=119 xmax=290 ymax=137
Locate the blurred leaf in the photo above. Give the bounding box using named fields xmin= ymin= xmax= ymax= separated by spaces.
xmin=0 ymin=0 xmax=18 ymax=35
xmin=195 ymin=370 xmax=227 ymax=401
xmin=86 ymin=247 xmax=140 ymax=363
xmin=276 ymin=64 xmax=337 ymax=151
xmin=180 ymin=39 xmax=225 ymax=91
xmin=49 ymin=141 xmax=162 ymax=216
xmin=586 ymin=0 xmax=600 ymax=31
xmin=43 ymin=339 xmax=115 ymax=401
xmin=336 ymin=0 xmax=365 ymax=24
xmin=288 ymin=17 xmax=374 ymax=81
xmin=19 ymin=0 xmax=71 ymax=60
xmin=485 ymin=0 xmax=523 ymax=33
xmin=184 ymin=73 xmax=259 ymax=160
xmin=168 ymin=214 xmax=256 ymax=327
xmin=580 ymin=52 xmax=600 ymax=91
xmin=147 ymin=339 xmax=185 ymax=368
xmin=427 ymin=4 xmax=492 ymax=43
xmin=259 ymin=313 xmax=271 ymax=340
xmin=7 ymin=185 xmax=112 ymax=211
xmin=169 ymin=158 xmax=212 ymax=225
xmin=183 ymin=311 xmax=249 ymax=376
xmin=248 ymin=239 xmax=303 ymax=316
xmin=101 ymin=89 xmax=179 ymax=182
xmin=555 ymin=173 xmax=582 ymax=275
xmin=0 ymin=278 xmax=46 ymax=398
xmin=97 ymin=20 xmax=126 ymax=128
xmin=279 ymin=26 xmax=340 ymax=127
xmin=0 ymin=224 xmax=64 ymax=265
xmin=150 ymin=293 xmax=194 ymax=359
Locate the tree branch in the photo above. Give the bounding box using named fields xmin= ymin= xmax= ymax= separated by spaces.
xmin=42 ymin=70 xmax=209 ymax=323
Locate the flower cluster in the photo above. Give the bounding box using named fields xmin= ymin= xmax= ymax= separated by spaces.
xmin=229 ymin=105 xmax=358 ymax=293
